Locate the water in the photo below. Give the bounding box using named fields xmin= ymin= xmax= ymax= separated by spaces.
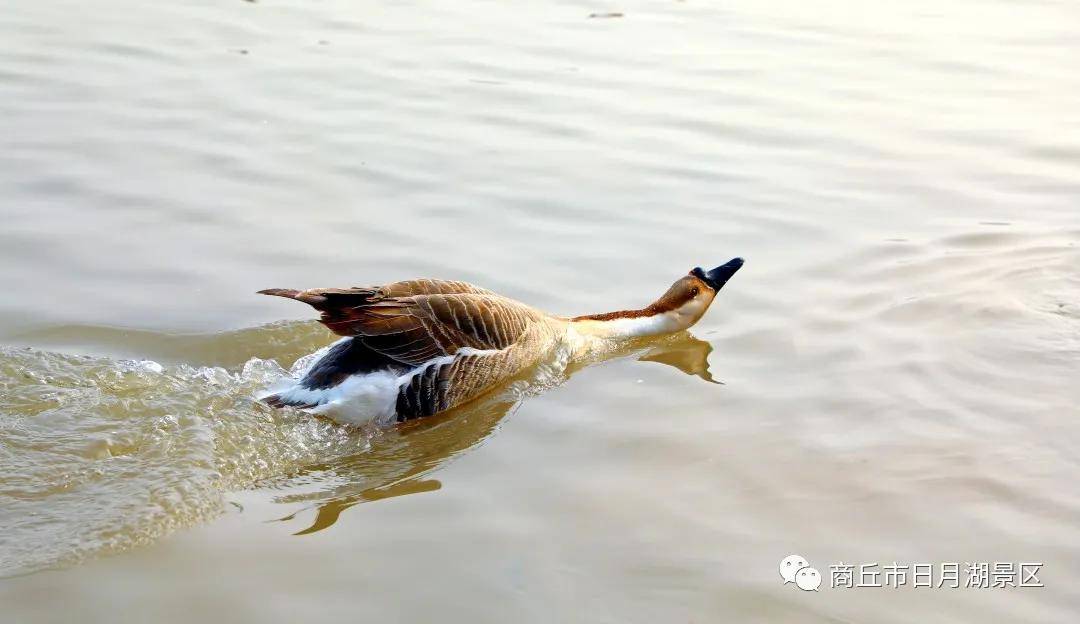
xmin=1 ymin=0 xmax=1078 ymax=621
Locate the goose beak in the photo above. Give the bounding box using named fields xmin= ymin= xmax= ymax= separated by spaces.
xmin=699 ymin=257 xmax=744 ymax=292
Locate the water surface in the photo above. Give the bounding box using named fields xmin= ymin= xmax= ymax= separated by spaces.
xmin=1 ymin=0 xmax=1079 ymax=622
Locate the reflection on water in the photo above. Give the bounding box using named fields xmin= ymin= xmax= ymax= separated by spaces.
xmin=269 ymin=398 xmax=515 ymax=536
xmin=268 ymin=333 xmax=718 ymax=535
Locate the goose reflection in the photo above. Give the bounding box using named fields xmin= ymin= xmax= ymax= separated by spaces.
xmin=269 ymin=331 xmax=720 ymax=535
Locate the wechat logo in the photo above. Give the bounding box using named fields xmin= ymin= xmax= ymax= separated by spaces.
xmin=780 ymin=554 xmax=821 ymax=591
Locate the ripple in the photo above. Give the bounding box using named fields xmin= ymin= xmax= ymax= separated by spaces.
xmin=0 ymin=324 xmax=375 ymax=576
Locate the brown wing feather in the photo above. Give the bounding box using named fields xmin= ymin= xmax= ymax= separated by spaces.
xmin=259 ymin=280 xmax=543 ymax=368
xmin=381 ymin=279 xmax=497 ymax=298
xmin=331 ymin=294 xmax=541 ymax=365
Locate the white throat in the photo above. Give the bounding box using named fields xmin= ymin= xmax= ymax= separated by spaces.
xmin=571 ymin=313 xmax=680 ymax=339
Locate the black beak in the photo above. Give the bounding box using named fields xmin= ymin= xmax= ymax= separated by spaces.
xmin=693 ymin=257 xmax=744 ymax=292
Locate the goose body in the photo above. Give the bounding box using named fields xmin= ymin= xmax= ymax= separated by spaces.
xmin=259 ymin=259 xmax=743 ymax=425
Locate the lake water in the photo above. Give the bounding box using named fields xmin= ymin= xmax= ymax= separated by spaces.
xmin=1 ymin=0 xmax=1079 ymax=621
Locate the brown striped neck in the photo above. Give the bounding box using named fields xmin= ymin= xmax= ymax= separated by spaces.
xmin=570 ymin=301 xmax=675 ymax=323
xmin=568 ymin=274 xmax=718 ymax=339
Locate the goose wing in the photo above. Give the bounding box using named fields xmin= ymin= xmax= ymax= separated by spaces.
xmin=258 ymin=280 xmax=543 ymax=366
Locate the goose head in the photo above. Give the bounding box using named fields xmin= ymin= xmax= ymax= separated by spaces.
xmin=652 ymin=257 xmax=745 ymax=329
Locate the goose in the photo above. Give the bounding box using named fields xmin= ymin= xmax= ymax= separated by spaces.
xmin=257 ymin=257 xmax=744 ymax=425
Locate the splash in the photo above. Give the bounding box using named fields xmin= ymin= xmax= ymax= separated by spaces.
xmin=0 ymin=324 xmax=374 ymax=576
